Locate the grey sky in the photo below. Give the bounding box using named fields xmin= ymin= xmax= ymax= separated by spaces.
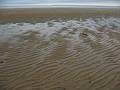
xmin=0 ymin=0 xmax=119 ymax=4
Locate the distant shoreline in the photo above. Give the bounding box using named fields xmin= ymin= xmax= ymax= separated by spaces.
xmin=0 ymin=4 xmax=120 ymax=9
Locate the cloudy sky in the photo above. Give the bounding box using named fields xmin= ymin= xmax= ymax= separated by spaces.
xmin=0 ymin=0 xmax=119 ymax=6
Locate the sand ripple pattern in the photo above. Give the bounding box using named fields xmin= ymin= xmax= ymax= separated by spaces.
xmin=0 ymin=17 xmax=120 ymax=90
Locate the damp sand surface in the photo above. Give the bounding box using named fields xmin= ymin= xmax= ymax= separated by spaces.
xmin=0 ymin=16 xmax=120 ymax=90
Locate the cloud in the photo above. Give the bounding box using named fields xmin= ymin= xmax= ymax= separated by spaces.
xmin=0 ymin=0 xmax=119 ymax=4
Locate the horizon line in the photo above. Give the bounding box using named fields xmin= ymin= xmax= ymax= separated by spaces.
xmin=0 ymin=3 xmax=120 ymax=9
xmin=0 ymin=3 xmax=120 ymax=6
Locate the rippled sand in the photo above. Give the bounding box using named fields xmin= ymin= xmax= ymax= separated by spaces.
xmin=0 ymin=17 xmax=120 ymax=90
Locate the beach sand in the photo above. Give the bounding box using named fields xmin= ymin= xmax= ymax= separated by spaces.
xmin=0 ymin=7 xmax=120 ymax=22
xmin=0 ymin=7 xmax=120 ymax=90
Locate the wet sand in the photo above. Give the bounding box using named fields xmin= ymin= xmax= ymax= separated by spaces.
xmin=0 ymin=8 xmax=120 ymax=90
xmin=0 ymin=7 xmax=120 ymax=22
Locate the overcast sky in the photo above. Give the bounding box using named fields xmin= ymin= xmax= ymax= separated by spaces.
xmin=0 ymin=0 xmax=119 ymax=6
xmin=0 ymin=0 xmax=119 ymax=4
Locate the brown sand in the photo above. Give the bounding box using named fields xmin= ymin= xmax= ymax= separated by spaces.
xmin=0 ymin=8 xmax=120 ymax=90
xmin=0 ymin=7 xmax=120 ymax=22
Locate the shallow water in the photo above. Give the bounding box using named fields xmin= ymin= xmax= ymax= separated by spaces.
xmin=0 ymin=17 xmax=120 ymax=90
